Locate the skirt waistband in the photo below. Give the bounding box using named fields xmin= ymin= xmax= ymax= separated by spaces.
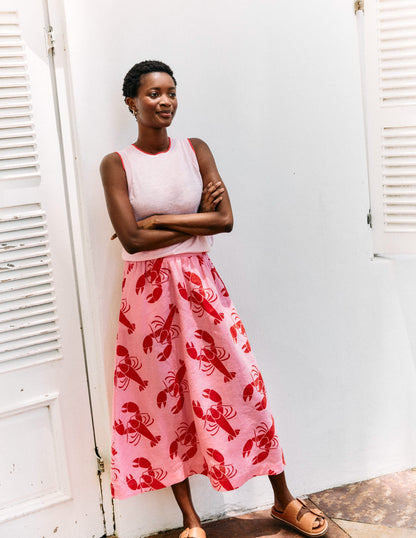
xmin=124 ymin=250 xmax=209 ymax=264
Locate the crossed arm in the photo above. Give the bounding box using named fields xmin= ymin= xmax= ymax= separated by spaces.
xmin=100 ymin=138 xmax=233 ymax=255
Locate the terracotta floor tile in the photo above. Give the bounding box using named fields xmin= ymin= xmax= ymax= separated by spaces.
xmin=149 ymin=498 xmax=347 ymax=537
xmin=147 ymin=469 xmax=416 ymax=537
xmin=333 ymin=518 xmax=416 ymax=537
xmin=309 ymin=468 xmax=416 ymax=529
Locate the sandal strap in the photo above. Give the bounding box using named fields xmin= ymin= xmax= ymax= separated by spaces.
xmin=296 ymin=497 xmax=325 ymax=516
xmin=189 ymin=528 xmax=206 ymax=538
xmin=274 ymin=497 xmax=325 ymax=533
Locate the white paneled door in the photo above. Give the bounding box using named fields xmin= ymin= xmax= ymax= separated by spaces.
xmin=0 ymin=1 xmax=104 ymax=537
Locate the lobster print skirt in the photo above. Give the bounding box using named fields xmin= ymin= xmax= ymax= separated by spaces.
xmin=111 ymin=251 xmax=286 ymax=499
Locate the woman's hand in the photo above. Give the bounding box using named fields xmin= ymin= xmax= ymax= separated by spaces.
xmin=136 ymin=215 xmax=156 ymax=230
xmin=198 ymin=181 xmax=224 ymax=213
xmin=110 ymin=215 xmax=155 ymax=239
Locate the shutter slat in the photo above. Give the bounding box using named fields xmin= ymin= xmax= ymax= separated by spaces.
xmin=1 ymin=263 xmax=51 ymax=278
xmin=0 ymin=305 xmax=56 ymax=324
xmin=0 ymin=326 xmax=58 ymax=345
xmin=382 ymin=125 xmax=416 ymax=233
xmin=0 ymin=315 xmax=59 ymax=338
xmin=0 ymin=297 xmax=53 ymax=315
xmin=0 ymin=245 xmax=50 ymax=263
xmin=0 ymin=150 xmax=37 ymax=159
xmin=0 ymin=345 xmax=62 ymax=364
xmin=0 ymin=203 xmax=61 ymax=364
xmin=0 ymin=288 xmax=55 ymax=308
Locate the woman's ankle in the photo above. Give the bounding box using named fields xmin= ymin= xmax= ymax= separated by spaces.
xmin=183 ymin=514 xmax=202 ymax=528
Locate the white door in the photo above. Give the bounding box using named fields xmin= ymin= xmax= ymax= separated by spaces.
xmin=361 ymin=0 xmax=416 ymax=254
xmin=0 ymin=1 xmax=105 ymax=536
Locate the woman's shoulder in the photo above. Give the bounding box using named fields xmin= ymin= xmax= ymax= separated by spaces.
xmin=185 ymin=138 xmax=216 ymax=163
xmin=99 ymin=147 xmax=131 ymax=176
xmin=100 ymin=150 xmax=123 ymax=168
xmin=187 ymin=137 xmax=208 ymax=149
xmin=185 ymin=137 xmax=213 ymax=156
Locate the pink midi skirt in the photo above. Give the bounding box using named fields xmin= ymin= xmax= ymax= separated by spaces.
xmin=111 ymin=251 xmax=286 ymax=499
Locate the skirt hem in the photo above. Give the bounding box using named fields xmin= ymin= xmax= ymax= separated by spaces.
xmin=112 ymin=461 xmax=286 ymax=500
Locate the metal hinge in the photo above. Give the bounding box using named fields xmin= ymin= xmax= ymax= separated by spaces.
xmin=95 ymin=447 xmax=105 ymax=475
xmin=354 ymin=0 xmax=364 ymax=13
xmin=44 ymin=25 xmax=55 ymax=55
xmin=367 ymin=209 xmax=372 ymax=228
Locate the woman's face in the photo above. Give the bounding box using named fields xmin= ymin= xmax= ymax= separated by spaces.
xmin=131 ymin=71 xmax=178 ymax=127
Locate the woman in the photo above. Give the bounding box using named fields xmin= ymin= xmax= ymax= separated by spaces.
xmin=100 ymin=60 xmax=328 ymax=538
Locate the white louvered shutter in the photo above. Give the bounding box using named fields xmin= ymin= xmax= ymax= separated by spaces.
xmin=362 ymin=0 xmax=416 ymax=253
xmin=0 ymin=1 xmax=103 ymax=535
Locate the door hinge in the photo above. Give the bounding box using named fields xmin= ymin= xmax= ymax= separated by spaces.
xmin=44 ymin=25 xmax=55 ymax=55
xmin=354 ymin=0 xmax=364 ymax=14
xmin=95 ymin=447 xmax=105 ymax=475
xmin=367 ymin=209 xmax=372 ymax=228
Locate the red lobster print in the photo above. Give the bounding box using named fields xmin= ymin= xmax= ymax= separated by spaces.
xmin=143 ymin=303 xmax=180 ymax=361
xmin=201 ymin=457 xmax=209 ymax=476
xmin=206 ymin=448 xmax=237 ymax=490
xmin=169 ymin=420 xmax=198 ymax=461
xmin=126 ymin=262 xmax=135 ymax=275
xmin=126 ymin=457 xmax=167 ymax=492
xmin=135 ymin=258 xmax=170 ymax=303
xmin=111 ymin=445 xmax=119 ymax=497
xmin=114 ymin=402 xmax=161 ymax=447
xmin=192 ymin=389 xmax=240 ymax=441
xmin=111 ymin=442 xmax=120 ymax=483
xmin=196 ymin=254 xmax=206 ymax=267
xmin=229 ymin=309 xmax=251 ymax=353
xmin=114 ymin=345 xmax=148 ymax=391
xmin=242 ymin=417 xmax=280 ymax=465
xmin=157 ymin=359 xmax=189 ymax=413
xmin=210 ymin=265 xmax=229 ymax=298
xmin=243 ymin=364 xmax=267 ymax=410
xmin=186 ymin=330 xmax=236 ymax=383
xmin=178 ymin=271 xmax=225 ymax=324
xmin=118 ymin=298 xmax=136 ymax=334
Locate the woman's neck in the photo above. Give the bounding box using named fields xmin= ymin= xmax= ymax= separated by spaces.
xmin=134 ymin=128 xmax=169 ymax=154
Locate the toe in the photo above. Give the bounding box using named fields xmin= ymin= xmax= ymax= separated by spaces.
xmin=313 ymin=516 xmax=326 ymax=529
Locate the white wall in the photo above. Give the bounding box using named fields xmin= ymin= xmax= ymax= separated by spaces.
xmin=62 ymin=0 xmax=416 ymax=536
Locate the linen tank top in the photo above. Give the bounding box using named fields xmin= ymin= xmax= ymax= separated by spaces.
xmin=115 ymin=137 xmax=214 ymax=262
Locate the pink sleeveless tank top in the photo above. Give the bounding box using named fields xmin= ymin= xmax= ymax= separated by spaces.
xmin=115 ymin=137 xmax=214 ymax=262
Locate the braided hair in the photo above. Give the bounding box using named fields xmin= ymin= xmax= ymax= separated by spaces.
xmin=122 ymin=60 xmax=177 ymax=115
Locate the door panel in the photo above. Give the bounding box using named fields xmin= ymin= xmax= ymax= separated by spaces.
xmin=0 ymin=2 xmax=104 ymax=536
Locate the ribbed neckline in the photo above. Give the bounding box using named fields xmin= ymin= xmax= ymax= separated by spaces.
xmin=131 ymin=137 xmax=171 ymax=155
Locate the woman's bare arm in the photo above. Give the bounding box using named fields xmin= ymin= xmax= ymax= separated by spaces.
xmin=100 ymin=152 xmax=192 ymax=254
xmin=144 ymin=138 xmax=233 ymax=235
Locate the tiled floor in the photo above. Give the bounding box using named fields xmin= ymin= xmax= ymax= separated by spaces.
xmin=148 ymin=468 xmax=416 ymax=537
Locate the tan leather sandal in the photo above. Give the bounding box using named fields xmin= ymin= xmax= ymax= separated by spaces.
xmin=178 ymin=526 xmax=206 ymax=538
xmin=270 ymin=496 xmax=328 ymax=537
